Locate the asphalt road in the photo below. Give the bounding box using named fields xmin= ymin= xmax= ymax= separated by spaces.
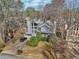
xmin=0 ymin=53 xmax=30 ymax=59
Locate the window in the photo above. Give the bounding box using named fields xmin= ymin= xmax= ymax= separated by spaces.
xmin=32 ymin=22 xmax=37 ymax=25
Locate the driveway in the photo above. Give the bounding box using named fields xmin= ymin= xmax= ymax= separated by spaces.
xmin=0 ymin=53 xmax=30 ymax=59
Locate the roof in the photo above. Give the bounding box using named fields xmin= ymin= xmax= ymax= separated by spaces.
xmin=38 ymin=23 xmax=50 ymax=28
xmin=38 ymin=23 xmax=52 ymax=33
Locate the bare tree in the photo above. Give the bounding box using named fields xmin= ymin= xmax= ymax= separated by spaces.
xmin=43 ymin=0 xmax=65 ymax=21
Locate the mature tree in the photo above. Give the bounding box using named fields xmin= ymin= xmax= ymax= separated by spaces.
xmin=0 ymin=0 xmax=24 ymax=43
xmin=24 ymin=7 xmax=40 ymax=19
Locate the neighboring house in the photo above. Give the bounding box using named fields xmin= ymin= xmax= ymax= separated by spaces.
xmin=23 ymin=17 xmax=56 ymax=39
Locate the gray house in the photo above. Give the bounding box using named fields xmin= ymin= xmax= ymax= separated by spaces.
xmin=23 ymin=17 xmax=56 ymax=39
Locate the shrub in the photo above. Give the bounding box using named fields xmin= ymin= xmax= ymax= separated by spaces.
xmin=17 ymin=49 xmax=23 ymax=55
xmin=26 ymin=36 xmax=38 ymax=47
xmin=26 ymin=32 xmax=43 ymax=47
xmin=26 ymin=32 xmax=50 ymax=47
xmin=41 ymin=37 xmax=49 ymax=42
xmin=36 ymin=32 xmax=42 ymax=41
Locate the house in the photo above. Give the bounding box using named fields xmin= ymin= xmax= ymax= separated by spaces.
xmin=23 ymin=17 xmax=56 ymax=39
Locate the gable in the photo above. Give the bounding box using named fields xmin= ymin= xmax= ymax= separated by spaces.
xmin=38 ymin=23 xmax=50 ymax=29
xmin=38 ymin=24 xmax=50 ymax=33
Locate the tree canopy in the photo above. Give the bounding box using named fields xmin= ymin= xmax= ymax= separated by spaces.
xmin=24 ymin=7 xmax=40 ymax=19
